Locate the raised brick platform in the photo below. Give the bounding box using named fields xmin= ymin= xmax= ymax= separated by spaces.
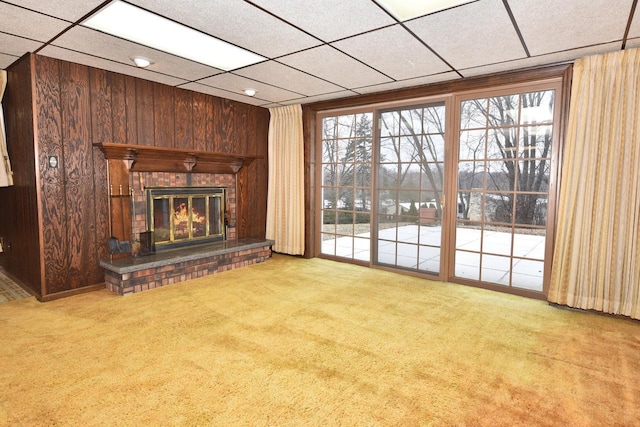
xmin=100 ymin=238 xmax=274 ymax=295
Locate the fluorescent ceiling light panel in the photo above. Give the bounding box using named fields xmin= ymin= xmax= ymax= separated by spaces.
xmin=83 ymin=0 xmax=265 ymax=71
xmin=376 ymin=0 xmax=475 ymax=21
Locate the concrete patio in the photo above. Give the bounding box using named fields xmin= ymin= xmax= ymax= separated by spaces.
xmin=321 ymin=225 xmax=546 ymax=292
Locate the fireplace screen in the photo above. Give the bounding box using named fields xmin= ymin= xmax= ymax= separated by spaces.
xmin=147 ymin=187 xmax=225 ymax=249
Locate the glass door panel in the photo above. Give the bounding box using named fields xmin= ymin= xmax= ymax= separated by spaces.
xmin=375 ymin=102 xmax=446 ymax=274
xmin=454 ymin=89 xmax=557 ymax=292
xmin=319 ymin=113 xmax=373 ymax=262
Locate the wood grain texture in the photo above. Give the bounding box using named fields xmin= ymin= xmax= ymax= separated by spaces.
xmin=192 ymin=92 xmax=209 ymax=151
xmin=89 ymin=68 xmax=112 ymax=144
xmin=1 ymin=54 xmax=42 ymax=296
xmin=235 ymin=103 xmax=249 ymax=154
xmin=135 ymin=79 xmax=154 ymax=146
xmin=124 ymin=75 xmax=137 ymax=145
xmin=174 ymin=88 xmax=193 ymax=150
xmin=92 ymin=147 xmax=110 ymax=276
xmin=110 ymin=73 xmax=127 ymax=144
xmin=35 ymin=55 xmax=67 ymax=295
xmin=213 ymin=97 xmax=236 ymax=153
xmin=236 ymin=107 xmax=269 ymax=238
xmin=153 ymin=82 xmax=174 ymax=148
xmin=61 ymin=62 xmax=96 ymax=290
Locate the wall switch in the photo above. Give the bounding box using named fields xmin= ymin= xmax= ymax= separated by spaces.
xmin=0 ymin=237 xmax=4 ymax=253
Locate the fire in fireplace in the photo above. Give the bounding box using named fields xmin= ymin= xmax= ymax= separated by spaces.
xmin=146 ymin=187 xmax=226 ymax=250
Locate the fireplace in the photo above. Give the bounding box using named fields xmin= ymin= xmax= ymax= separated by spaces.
xmin=146 ymin=187 xmax=226 ymax=250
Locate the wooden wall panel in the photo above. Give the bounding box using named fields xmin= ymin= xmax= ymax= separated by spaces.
xmin=60 ymin=62 xmax=97 ymax=290
xmin=235 ymin=103 xmax=249 ymax=154
xmin=174 ymin=88 xmax=193 ymax=150
xmin=89 ymin=68 xmax=112 ymax=144
xmin=135 ymin=79 xmax=154 ymax=146
xmin=1 ymin=54 xmax=42 ymax=295
xmin=213 ymin=98 xmax=237 ymax=153
xmin=35 ymin=55 xmax=67 ymax=295
xmin=124 ymin=75 xmax=137 ymax=145
xmin=236 ymin=108 xmax=269 ymax=238
xmin=192 ymin=92 xmax=209 ymax=151
xmin=92 ymin=146 xmax=110 ymax=275
xmin=110 ymin=73 xmax=127 ymax=144
xmin=153 ymin=82 xmax=174 ymax=148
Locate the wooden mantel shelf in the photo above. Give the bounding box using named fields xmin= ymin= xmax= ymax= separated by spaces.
xmin=94 ymin=142 xmax=262 ymax=174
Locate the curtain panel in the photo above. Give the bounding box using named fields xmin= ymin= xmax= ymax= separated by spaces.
xmin=266 ymin=104 xmax=305 ymax=255
xmin=549 ymin=49 xmax=640 ymax=319
xmin=0 ymin=70 xmax=13 ymax=187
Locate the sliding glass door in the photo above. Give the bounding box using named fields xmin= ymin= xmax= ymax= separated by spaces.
xmin=375 ymin=102 xmax=447 ymax=275
xmin=453 ymin=86 xmax=560 ymax=293
xmin=316 ymin=78 xmax=562 ymax=297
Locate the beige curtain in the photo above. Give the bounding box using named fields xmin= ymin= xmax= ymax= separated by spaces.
xmin=266 ymin=104 xmax=305 ymax=255
xmin=0 ymin=70 xmax=13 ymax=187
xmin=549 ymin=49 xmax=640 ymax=319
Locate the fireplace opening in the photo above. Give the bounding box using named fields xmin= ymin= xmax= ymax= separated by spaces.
xmin=147 ymin=187 xmax=226 ymax=250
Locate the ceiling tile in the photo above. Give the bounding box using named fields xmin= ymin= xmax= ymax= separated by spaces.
xmin=250 ymin=0 xmax=396 ymax=42
xmin=129 ymin=0 xmax=320 ymax=58
xmin=53 ymin=26 xmax=223 ymax=81
xmin=38 ymin=46 xmax=188 ymax=87
xmin=261 ymin=102 xmax=286 ymax=109
xmin=197 ymin=73 xmax=303 ymax=102
xmin=628 ymin=6 xmax=640 ymax=39
xmin=233 ymin=61 xmax=343 ymax=96
xmin=0 ymin=53 xmax=20 ymax=69
xmin=509 ymin=0 xmax=634 ymax=56
xmin=459 ymin=42 xmax=623 ymax=78
xmin=0 ymin=2 xmax=70 ymax=42
xmin=8 ymin=0 xmax=106 ymax=22
xmin=332 ymin=24 xmax=451 ymax=80
xmin=354 ymin=72 xmax=461 ymax=94
xmin=278 ymin=45 xmax=393 ymax=89
xmin=285 ymin=90 xmax=361 ymax=105
xmin=627 ymin=38 xmax=640 ymax=49
xmin=179 ymin=82 xmax=266 ymax=106
xmin=0 ymin=33 xmax=43 ymax=57
xmin=406 ymin=0 xmax=526 ymax=70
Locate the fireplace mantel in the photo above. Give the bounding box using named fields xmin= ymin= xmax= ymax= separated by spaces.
xmin=94 ymin=142 xmax=262 ymax=174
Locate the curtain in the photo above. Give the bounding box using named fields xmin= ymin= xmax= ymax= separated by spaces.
xmin=549 ymin=49 xmax=640 ymax=319
xmin=266 ymin=104 xmax=305 ymax=255
xmin=0 ymin=70 xmax=13 ymax=187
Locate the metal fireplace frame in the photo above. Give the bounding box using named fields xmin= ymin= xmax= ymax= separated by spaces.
xmin=146 ymin=186 xmax=226 ymax=251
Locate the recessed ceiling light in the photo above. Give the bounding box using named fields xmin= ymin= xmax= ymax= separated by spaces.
xmin=376 ymin=0 xmax=475 ymax=21
xmin=83 ymin=0 xmax=265 ymax=71
xmin=243 ymin=88 xmax=257 ymax=97
xmin=132 ymin=57 xmax=152 ymax=68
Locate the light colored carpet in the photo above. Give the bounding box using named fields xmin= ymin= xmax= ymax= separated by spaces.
xmin=0 ymin=254 xmax=638 ymax=426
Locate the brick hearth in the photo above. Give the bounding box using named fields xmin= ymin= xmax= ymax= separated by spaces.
xmin=100 ymin=238 xmax=273 ymax=295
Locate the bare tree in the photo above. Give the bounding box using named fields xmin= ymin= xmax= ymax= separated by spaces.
xmin=457 ymin=91 xmax=553 ymax=225
xmin=379 ymin=104 xmax=446 ymax=219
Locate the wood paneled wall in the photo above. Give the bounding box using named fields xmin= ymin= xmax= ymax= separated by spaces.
xmin=1 ymin=54 xmax=42 ymax=296
xmin=4 ymin=53 xmax=269 ymax=299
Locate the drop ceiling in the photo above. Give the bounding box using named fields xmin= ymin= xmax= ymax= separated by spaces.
xmin=1 ymin=0 xmax=638 ymax=108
